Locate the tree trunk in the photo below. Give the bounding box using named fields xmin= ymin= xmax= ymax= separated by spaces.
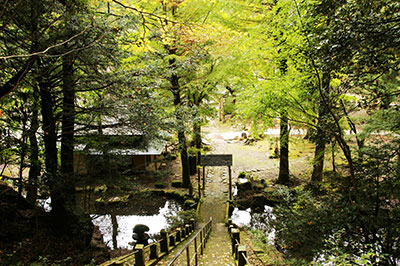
xmin=171 ymin=82 xmax=191 ymax=190
xmin=60 ymin=52 xmax=76 ymax=215
xmin=38 ymin=63 xmax=66 ymax=233
xmin=169 ymin=56 xmax=191 ymax=192
xmin=311 ymin=72 xmax=330 ymax=183
xmin=193 ymin=118 xmax=202 ymax=166
xmin=277 ymin=112 xmax=289 ymax=184
xmin=26 ymin=0 xmax=41 ymax=203
xmin=18 ymin=120 xmax=27 ymax=196
xmin=26 ymin=87 xmax=40 ymax=204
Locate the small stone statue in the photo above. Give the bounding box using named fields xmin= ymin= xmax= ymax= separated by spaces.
xmin=132 ymin=224 xmax=150 ymax=246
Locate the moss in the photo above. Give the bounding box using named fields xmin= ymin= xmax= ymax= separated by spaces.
xmin=238 ymin=172 xmax=247 ymax=179
xmin=253 ymin=183 xmax=265 ymax=191
xmin=184 ymin=199 xmax=197 ymax=209
xmin=94 ymin=184 xmax=108 ymax=193
xmin=154 ymin=182 xmax=167 ymax=189
xmin=171 ymin=180 xmax=183 ymax=188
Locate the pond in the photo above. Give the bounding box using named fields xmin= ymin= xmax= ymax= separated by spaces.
xmin=231 ymin=205 xmax=275 ymax=244
xmin=91 ymin=200 xmax=182 ymax=249
xmin=37 ymin=196 xmax=183 ymax=250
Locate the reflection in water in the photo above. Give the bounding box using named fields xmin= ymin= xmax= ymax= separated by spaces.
xmin=231 ymin=205 xmax=275 ymax=244
xmin=37 ymin=198 xmax=52 ymax=212
xmin=231 ymin=207 xmax=251 ymax=226
xmin=91 ymin=201 xmax=182 ymax=249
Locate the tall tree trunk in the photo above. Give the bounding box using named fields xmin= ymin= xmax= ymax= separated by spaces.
xmin=193 ymin=117 xmax=202 ymax=166
xmin=26 ymin=87 xmax=40 ymax=204
xmin=168 ymin=48 xmax=192 ymax=191
xmin=277 ymin=112 xmax=289 ymax=184
xmin=311 ymin=73 xmax=330 ymax=182
xmin=171 ymin=72 xmax=191 ymax=191
xmin=60 ymin=52 xmax=76 ymax=215
xmin=26 ymin=0 xmax=41 ymax=203
xmin=38 ymin=62 xmax=67 ymax=233
xmin=18 ymin=120 xmax=27 ymax=196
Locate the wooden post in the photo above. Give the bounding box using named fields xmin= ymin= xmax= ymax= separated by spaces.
xmin=228 ymin=224 xmax=235 ymax=234
xmin=200 ymin=231 xmax=204 ymax=255
xmin=169 ymin=234 xmax=176 ymax=247
xmin=238 ymin=245 xmax=247 ymax=266
xmin=202 ymin=166 xmax=205 ymax=190
xmin=176 ymin=228 xmax=182 ymax=242
xmin=181 ymin=226 xmax=186 ymax=238
xmin=197 ymin=167 xmax=201 ymax=199
xmin=231 ymin=229 xmax=240 ymax=255
xmin=194 ymin=237 xmax=198 ymax=266
xmin=190 ymin=218 xmax=195 ymax=231
xmin=203 ymin=226 xmax=207 ymax=249
xmin=160 ymin=229 xmax=169 ymax=254
xmin=228 ymin=165 xmax=232 ymax=200
xmin=134 ymin=244 xmax=145 ymax=266
xmin=186 ymin=246 xmax=190 ymax=266
xmin=185 ymin=224 xmax=190 ymax=235
xmin=150 ymin=244 xmax=158 ymax=260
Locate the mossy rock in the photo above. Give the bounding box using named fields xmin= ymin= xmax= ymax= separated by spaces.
xmin=150 ymin=189 xmax=186 ymax=201
xmin=155 ymin=182 xmax=167 ymax=189
xmin=94 ymin=185 xmax=108 ymax=193
xmin=171 ymin=180 xmax=183 ymax=188
xmin=253 ymin=183 xmax=265 ymax=191
xmin=184 ymin=199 xmax=197 ymax=209
xmin=238 ymin=172 xmax=247 ymax=179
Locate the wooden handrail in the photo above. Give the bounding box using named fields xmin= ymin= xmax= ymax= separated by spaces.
xmin=165 ymin=217 xmax=213 ymax=266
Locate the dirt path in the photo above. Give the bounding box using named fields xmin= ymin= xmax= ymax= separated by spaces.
xmin=195 ymin=127 xmax=237 ymax=266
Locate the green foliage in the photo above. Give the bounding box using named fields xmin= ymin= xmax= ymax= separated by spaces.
xmin=184 ymin=199 xmax=197 ymax=209
xmin=314 ymin=230 xmax=388 ymax=265
xmin=166 ymin=209 xmax=198 ymax=228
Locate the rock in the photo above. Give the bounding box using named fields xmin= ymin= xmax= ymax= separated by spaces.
xmin=132 ymin=224 xmax=150 ymax=246
xmin=171 ymin=180 xmax=183 ymax=188
xmin=237 ymin=180 xmax=252 ymax=192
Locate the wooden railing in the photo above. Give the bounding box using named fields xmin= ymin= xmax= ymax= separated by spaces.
xmin=100 ymin=219 xmax=197 ymax=266
xmin=165 ymin=217 xmax=213 ymax=266
xmin=228 ymin=220 xmax=251 ymax=266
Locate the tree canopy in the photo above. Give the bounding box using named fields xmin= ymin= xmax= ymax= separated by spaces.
xmin=0 ymin=0 xmax=399 ymax=264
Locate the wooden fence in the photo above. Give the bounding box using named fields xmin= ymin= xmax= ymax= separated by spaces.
xmin=165 ymin=217 xmax=213 ymax=266
xmin=100 ymin=219 xmax=197 ymax=266
xmin=228 ymin=219 xmax=251 ymax=266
